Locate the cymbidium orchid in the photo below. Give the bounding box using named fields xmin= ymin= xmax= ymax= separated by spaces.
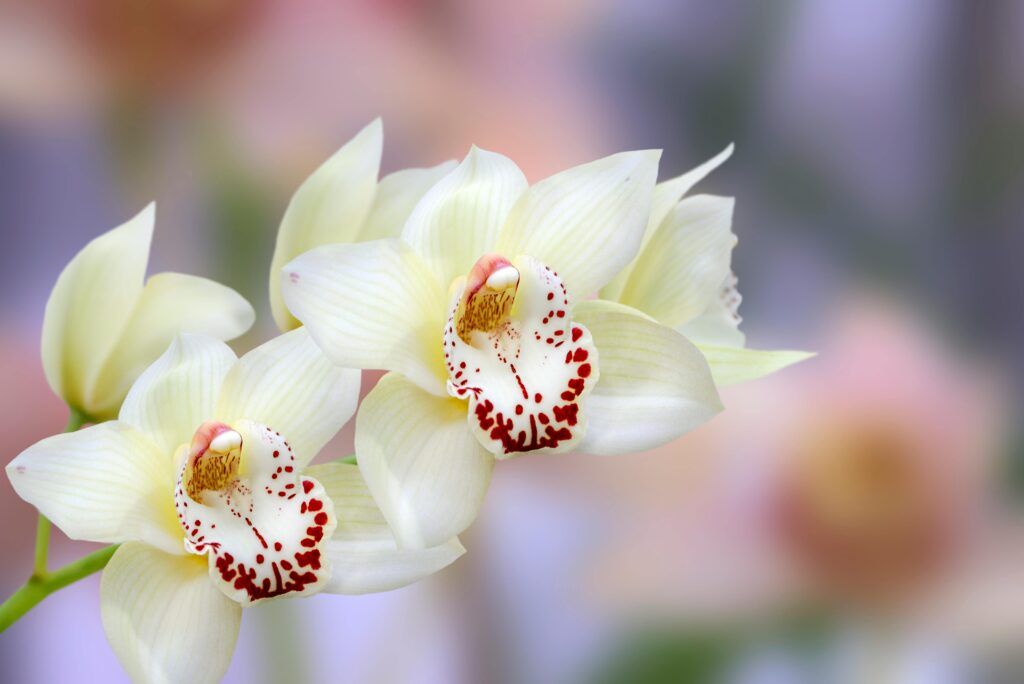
xmin=7 ymin=331 xmax=464 ymax=683
xmin=281 ymin=145 xmax=724 ymax=549
xmin=600 ymin=145 xmax=812 ymax=386
xmin=43 ymin=203 xmax=255 ymax=421
xmin=269 ymin=118 xmax=457 ymax=331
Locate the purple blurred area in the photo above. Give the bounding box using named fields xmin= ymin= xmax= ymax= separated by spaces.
xmin=1 ymin=1 xmax=1023 ymax=682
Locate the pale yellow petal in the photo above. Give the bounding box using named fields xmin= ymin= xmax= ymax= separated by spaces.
xmin=402 ymin=146 xmax=527 ymax=287
xmin=602 ymin=144 xmax=733 ymax=301
xmin=616 ymin=194 xmax=735 ymax=328
xmin=282 ymin=239 xmax=449 ymax=396
xmin=574 ymin=300 xmax=722 ymax=455
xmin=269 ymin=119 xmax=383 ymax=331
xmin=6 ymin=422 xmax=182 ymax=554
xmin=41 ymin=203 xmax=153 ymax=415
xmin=88 ymin=272 xmax=254 ymax=419
xmin=306 ymin=461 xmax=465 ymax=594
xmin=119 ymin=335 xmax=237 ymax=456
xmin=495 ymin=150 xmax=660 ymax=300
xmin=216 ymin=327 xmax=361 ymax=468
xmin=355 ymin=373 xmax=494 ymax=549
xmin=697 ymin=344 xmax=815 ymax=386
xmin=101 ymin=544 xmax=241 ymax=684
xmin=360 ymin=160 xmax=458 ymax=242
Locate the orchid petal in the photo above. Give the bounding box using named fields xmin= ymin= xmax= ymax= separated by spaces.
xmin=679 ymin=272 xmax=747 ymax=347
xmin=360 ymin=161 xmax=458 ymax=242
xmin=269 ymin=119 xmax=383 ymax=331
xmin=119 ymin=335 xmax=236 ymax=456
xmin=697 ymin=344 xmax=815 ymax=386
xmin=615 ymin=194 xmax=735 ymax=328
xmin=88 ymin=273 xmax=254 ymax=419
xmin=495 ymin=150 xmax=660 ymax=299
xmin=402 ymin=146 xmax=527 ymax=287
xmin=602 ymin=144 xmax=733 ymax=301
xmin=41 ymin=204 xmax=152 ymax=416
xmin=101 ymin=543 xmax=241 ymax=684
xmin=282 ymin=239 xmax=449 ymax=395
xmin=574 ymin=300 xmax=722 ymax=455
xmin=6 ymin=422 xmax=182 ymax=553
xmin=305 ymin=461 xmax=465 ymax=594
xmin=355 ymin=373 xmax=494 ymax=549
xmin=216 ymin=327 xmax=360 ymax=468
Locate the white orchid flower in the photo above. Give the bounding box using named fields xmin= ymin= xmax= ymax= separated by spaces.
xmin=601 ymin=145 xmax=812 ymax=386
xmin=269 ymin=118 xmax=457 ymax=331
xmin=42 ymin=203 xmax=255 ymax=421
xmin=7 ymin=331 xmax=464 ymax=683
xmin=281 ymin=145 xmax=724 ymax=549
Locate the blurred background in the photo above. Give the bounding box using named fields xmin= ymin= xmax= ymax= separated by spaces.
xmin=1 ymin=0 xmax=1023 ymax=682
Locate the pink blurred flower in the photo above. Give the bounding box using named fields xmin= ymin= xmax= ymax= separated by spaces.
xmin=588 ymin=295 xmax=1009 ymax=629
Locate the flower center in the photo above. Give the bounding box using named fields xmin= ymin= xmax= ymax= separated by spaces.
xmin=443 ymin=254 xmax=598 ymax=457
xmin=174 ymin=420 xmax=336 ymax=606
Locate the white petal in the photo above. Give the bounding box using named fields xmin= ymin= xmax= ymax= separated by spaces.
xmin=615 ymin=194 xmax=735 ymax=328
xmin=360 ymin=160 xmax=458 ymax=242
xmin=119 ymin=335 xmax=237 ymax=456
xmin=41 ymin=203 xmax=153 ymax=416
xmin=269 ymin=119 xmax=383 ymax=331
xmin=305 ymin=461 xmax=465 ymax=594
xmin=574 ymin=300 xmax=722 ymax=456
xmin=697 ymin=344 xmax=814 ymax=387
xmin=679 ymin=272 xmax=746 ymax=347
xmin=87 ymin=273 xmax=254 ymax=420
xmin=602 ymin=144 xmax=734 ymax=301
xmin=216 ymin=327 xmax=360 ymax=467
xmin=355 ymin=372 xmax=494 ymax=549
xmin=646 ymin=144 xmax=734 ymax=248
xmin=101 ymin=543 xmax=241 ymax=684
xmin=282 ymin=239 xmax=449 ymax=396
xmin=495 ymin=150 xmax=660 ymax=300
xmin=402 ymin=146 xmax=527 ymax=287
xmin=6 ymin=422 xmax=182 ymax=554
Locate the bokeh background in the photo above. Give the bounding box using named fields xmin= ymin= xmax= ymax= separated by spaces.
xmin=2 ymin=1 xmax=1023 ymax=682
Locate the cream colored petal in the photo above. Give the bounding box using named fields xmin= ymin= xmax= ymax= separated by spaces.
xmin=41 ymin=203 xmax=153 ymax=416
xmin=495 ymin=150 xmax=660 ymax=300
xmin=402 ymin=146 xmax=527 ymax=287
xmin=355 ymin=373 xmax=494 ymax=549
xmin=216 ymin=327 xmax=361 ymax=468
xmin=679 ymin=273 xmax=746 ymax=347
xmin=101 ymin=543 xmax=241 ymax=684
xmin=360 ymin=160 xmax=458 ymax=242
xmin=282 ymin=239 xmax=449 ymax=396
xmin=305 ymin=461 xmax=465 ymax=594
xmin=5 ymin=422 xmax=182 ymax=554
xmin=119 ymin=335 xmax=237 ymax=456
xmin=697 ymin=344 xmax=814 ymax=387
xmin=574 ymin=300 xmax=722 ymax=456
xmin=87 ymin=272 xmax=254 ymax=420
xmin=602 ymin=144 xmax=734 ymax=301
xmin=269 ymin=119 xmax=383 ymax=331
xmin=616 ymin=194 xmax=735 ymax=328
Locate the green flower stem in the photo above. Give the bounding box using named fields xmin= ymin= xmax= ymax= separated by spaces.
xmin=32 ymin=517 xmax=51 ymax=577
xmin=0 ymin=544 xmax=118 ymax=632
xmin=0 ymin=407 xmax=114 ymax=633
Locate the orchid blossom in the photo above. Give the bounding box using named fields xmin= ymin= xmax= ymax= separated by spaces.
xmin=281 ymin=144 xmax=724 ymax=550
xmin=42 ymin=203 xmax=255 ymax=421
xmin=269 ymin=118 xmax=457 ymax=331
xmin=601 ymin=145 xmax=812 ymax=386
xmin=7 ymin=331 xmax=463 ymax=683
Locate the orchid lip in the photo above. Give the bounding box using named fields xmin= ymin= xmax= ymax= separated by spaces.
xmin=443 ymin=254 xmax=598 ymax=456
xmin=174 ymin=420 xmax=336 ymax=606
